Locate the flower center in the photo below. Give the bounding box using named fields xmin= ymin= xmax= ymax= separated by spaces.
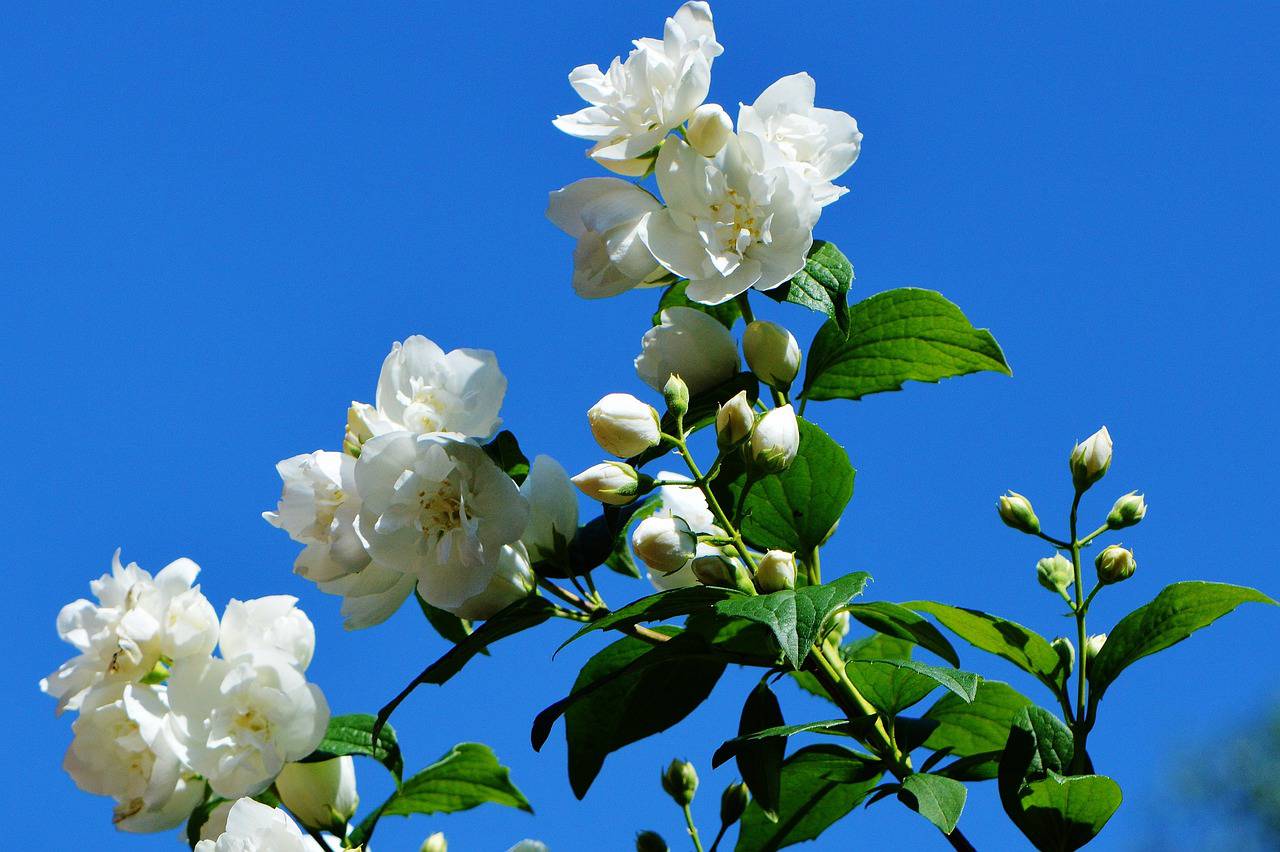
xmin=418 ymin=481 xmax=465 ymax=536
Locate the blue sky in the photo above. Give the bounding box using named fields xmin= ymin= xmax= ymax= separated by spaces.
xmin=8 ymin=2 xmax=1279 ymax=849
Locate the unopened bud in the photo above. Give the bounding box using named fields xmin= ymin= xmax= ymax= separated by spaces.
xmin=824 ymin=610 xmax=851 ymax=648
xmin=1085 ymin=633 xmax=1107 ymax=661
xmin=749 ymin=405 xmax=800 ymax=474
xmin=757 ymin=550 xmax=797 ymax=592
xmin=661 ymin=759 xmax=699 ymax=807
xmin=275 ymin=756 xmax=359 ymax=833
xmin=1095 ymin=544 xmax=1136 ymax=585
xmin=1051 ymin=636 xmax=1075 ymax=676
xmin=997 ymin=491 xmax=1040 ymax=535
xmin=635 ymin=830 xmax=669 ymax=852
xmin=1107 ymin=492 xmax=1147 ymax=530
xmin=1036 ymin=554 xmax=1074 ymax=595
xmin=720 ymin=781 xmax=750 ymax=826
xmin=421 ymin=833 xmax=448 ymax=852
xmin=691 ymin=554 xmax=735 ymax=588
xmin=686 ymin=103 xmax=734 ymax=158
xmin=1070 ymin=426 xmax=1113 ymax=492
xmin=664 ymin=374 xmax=690 ymax=418
xmin=715 ymin=390 xmax=755 ymax=449
xmin=589 ymin=393 xmax=662 ymax=458
xmin=572 ymin=462 xmax=651 ymax=506
xmin=632 ymin=516 xmax=697 ymax=575
xmin=743 ymin=320 xmax=802 ymax=390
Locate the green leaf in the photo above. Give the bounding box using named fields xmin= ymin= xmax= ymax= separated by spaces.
xmin=788 ymin=633 xmax=914 ymax=705
xmin=922 ymin=681 xmax=1034 ymax=780
xmin=846 ymin=602 xmax=960 ymax=667
xmin=801 ymin=288 xmax=1011 ymax=402
xmin=303 ymin=713 xmax=404 ymax=781
xmin=900 ymin=773 xmax=967 ymax=834
xmin=712 ymin=720 xmax=854 ymax=768
xmin=735 ymin=745 xmax=882 ymax=852
xmin=846 ymin=660 xmax=941 ymax=715
xmin=715 ymin=572 xmax=871 ymax=669
xmin=655 ymin=279 xmax=742 ymax=329
xmin=1089 ymin=581 xmax=1276 ymax=701
xmin=1014 ymin=772 xmax=1123 ymax=852
xmin=416 ymin=592 xmax=473 ymax=645
xmin=559 ymin=585 xmax=738 ymax=652
xmin=630 ymin=371 xmax=761 ymax=468
xmin=737 ymin=681 xmax=786 ymax=820
xmin=851 ymin=658 xmax=978 ymax=707
xmin=481 ymin=430 xmax=529 ymax=484
xmin=349 ymin=743 xmax=530 ymax=846
xmin=762 ymin=241 xmax=853 ymax=332
xmin=908 ymin=601 xmax=1067 ymax=696
xmin=185 ymin=793 xmax=225 ymax=849
xmin=684 ymin=610 xmax=786 ymax=664
xmin=716 ymin=418 xmax=855 ymax=555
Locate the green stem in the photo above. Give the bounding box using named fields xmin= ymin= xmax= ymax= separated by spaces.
xmin=807 ymin=546 xmax=822 ymax=585
xmin=1068 ymin=490 xmax=1091 ymax=767
xmin=1036 ymin=531 xmax=1072 ymax=550
xmin=673 ymin=426 xmax=759 ymax=574
xmin=682 ymin=803 xmax=705 ymax=852
xmin=1078 ymin=523 xmax=1111 ymax=548
xmin=736 ymin=292 xmax=756 ymax=325
xmin=708 ymin=822 xmax=730 ymax=852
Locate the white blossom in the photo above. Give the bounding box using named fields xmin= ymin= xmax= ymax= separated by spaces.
xmin=553 ymin=2 xmax=722 ymax=175
xmin=571 ymin=461 xmax=643 ymax=506
xmin=219 ymin=596 xmax=316 ymax=672
xmin=356 ymin=432 xmax=530 ymax=612
xmin=373 ymin=335 xmax=507 ymax=439
xmin=588 ymin=392 xmax=662 ymax=457
xmin=520 ymin=455 xmax=580 ymax=564
xmin=193 ymin=798 xmax=323 ymax=852
xmin=168 ymin=649 xmax=330 ymax=799
xmin=264 ymin=451 xmax=369 ymax=585
xmin=274 ymin=756 xmax=359 ymax=832
xmin=640 ymin=136 xmax=819 ymax=305
xmin=737 ymin=72 xmax=862 ymax=207
xmin=750 ymin=404 xmax=800 ymax=473
xmin=686 ymin=103 xmax=734 ymax=157
xmin=547 ymin=178 xmax=666 ymax=298
xmin=635 ymin=306 xmax=739 ymax=395
xmin=41 ymin=551 xmax=218 ymax=714
xmin=63 ymin=682 xmax=204 ymax=833
xmin=450 ymin=543 xmax=536 ymax=620
xmin=643 ymin=473 xmax=725 ymax=590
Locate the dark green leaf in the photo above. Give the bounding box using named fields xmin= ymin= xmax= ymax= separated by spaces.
xmin=801 ymin=288 xmax=1010 ymax=402
xmin=684 ymin=610 xmax=785 ymax=664
xmin=1014 ymin=772 xmax=1123 ymax=852
xmin=715 ymin=572 xmax=871 ymax=669
xmin=559 ymin=585 xmax=738 ymax=652
xmin=303 ymin=713 xmax=404 ymax=781
xmin=908 ymin=601 xmax=1067 ymax=695
xmin=846 ymin=601 xmax=960 ymax=666
xmin=416 ymin=592 xmax=473 ymax=646
xmin=859 ymin=658 xmax=979 ymax=703
xmin=846 ymin=660 xmax=941 ymax=715
xmin=923 ymin=681 xmax=1034 ymax=780
xmin=762 ymin=241 xmax=854 ymax=332
xmin=630 ymin=372 xmax=760 ymax=468
xmin=900 ymin=773 xmax=967 ymax=834
xmin=788 ymin=634 xmax=913 ymax=706
xmin=735 ymin=745 xmax=882 ymax=852
xmin=655 ymin=279 xmax=742 ymax=329
xmin=1089 ymin=581 xmax=1276 ymax=701
xmin=712 ymin=720 xmax=853 ymax=768
xmin=481 ymin=430 xmax=529 ymax=484
xmin=737 ymin=681 xmax=786 ymax=820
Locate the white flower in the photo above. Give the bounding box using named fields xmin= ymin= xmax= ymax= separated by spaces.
xmin=547 ymin=178 xmax=666 ymax=298
xmin=553 ymin=2 xmax=722 ymax=175
xmin=643 ymin=473 xmax=724 ymax=590
xmin=757 ymin=550 xmax=797 ymax=592
xmin=356 ymin=432 xmax=530 ymax=612
xmin=571 ymin=461 xmax=644 ymax=506
xmin=63 ymin=682 xmax=204 ymax=833
xmin=344 ymin=401 xmax=400 ymax=455
xmin=274 ymin=756 xmax=359 ymax=832
xmin=194 ymin=798 xmax=323 ymax=852
xmin=219 ymin=596 xmax=316 ymax=671
xmin=374 ymin=335 xmax=507 ymax=439
xmin=449 ymin=543 xmax=536 ymax=620
xmin=640 ymin=136 xmax=819 ymax=305
xmin=636 ymin=307 xmax=740 ymax=395
xmin=264 ymin=451 xmax=370 ymax=584
xmin=686 ymin=103 xmax=734 ymax=157
xmin=750 ymin=404 xmax=800 ymax=473
xmin=588 ymin=392 xmax=662 ymax=457
xmin=520 ymin=455 xmax=580 ymax=563
xmin=41 ymin=551 xmax=218 ymax=714
xmin=633 ymin=515 xmax=697 ymax=576
xmin=316 ymin=562 xmax=418 ymax=632
xmin=742 ymin=320 xmax=801 ymax=389
xmin=168 ymin=650 xmax=330 ymax=799
xmin=737 ymin=72 xmax=862 ymax=207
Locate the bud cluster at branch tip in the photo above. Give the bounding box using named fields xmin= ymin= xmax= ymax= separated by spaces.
xmin=1070 ymin=426 xmax=1113 ymax=492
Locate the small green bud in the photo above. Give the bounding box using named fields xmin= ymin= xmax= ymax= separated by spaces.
xmin=421 ymin=832 xmax=448 ymax=852
xmin=1106 ymin=491 xmax=1147 ymax=530
xmin=691 ymin=554 xmax=736 ymax=588
xmin=661 ymin=759 xmax=699 ymax=807
xmin=756 ymin=550 xmax=797 ymax=592
xmin=664 ymin=374 xmax=690 ymax=418
xmin=1085 ymin=633 xmax=1107 ymax=661
xmin=720 ymin=781 xmax=750 ymax=827
xmin=635 ymin=830 xmax=669 ymax=852
xmin=997 ymin=491 xmax=1040 ymax=535
xmin=1051 ymin=636 xmax=1075 ymax=676
xmin=1095 ymin=544 xmax=1136 ymax=585
xmin=1036 ymin=554 xmax=1074 ymax=595
xmin=1069 ymin=426 xmax=1113 ymax=492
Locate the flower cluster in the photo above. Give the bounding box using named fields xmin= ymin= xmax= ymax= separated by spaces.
xmin=41 ymin=552 xmax=330 ymax=833
xmin=265 ymin=334 xmax=579 ymax=629
xmin=549 ymin=1 xmax=861 ymax=304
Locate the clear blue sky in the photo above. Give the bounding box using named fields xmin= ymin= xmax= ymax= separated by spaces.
xmin=8 ymin=2 xmax=1279 ymax=849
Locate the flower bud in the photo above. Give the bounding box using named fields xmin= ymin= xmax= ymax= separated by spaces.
xmin=1095 ymin=544 xmax=1136 ymax=585
xmin=664 ymin=374 xmax=690 ymax=418
xmin=1085 ymin=633 xmax=1107 ymax=661
xmin=825 ymin=610 xmax=851 ymax=648
xmin=632 ymin=516 xmax=697 ymax=575
xmin=661 ymin=759 xmax=699 ymax=807
xmin=720 ymin=781 xmax=750 ymax=827
xmin=686 ymin=103 xmax=734 ymax=158
xmin=572 ymin=462 xmax=651 ymax=506
xmin=1036 ymin=554 xmax=1074 ymax=595
xmin=421 ymin=833 xmax=448 ymax=852
xmin=691 ymin=554 xmax=734 ymax=587
xmin=715 ymin=390 xmax=755 ymax=449
xmin=1051 ymin=636 xmax=1075 ymax=676
xmin=589 ymin=393 xmax=662 ymax=458
xmin=743 ymin=321 xmax=802 ymax=390
xmin=1070 ymin=426 xmax=1113 ymax=491
xmin=757 ymin=550 xmax=797 ymax=592
xmin=635 ymin=830 xmax=669 ymax=852
xmin=1106 ymin=491 xmax=1147 ymax=530
xmin=749 ymin=405 xmax=800 ymax=474
xmin=997 ymin=491 xmax=1040 ymax=535
xmin=274 ymin=756 xmax=359 ymax=833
